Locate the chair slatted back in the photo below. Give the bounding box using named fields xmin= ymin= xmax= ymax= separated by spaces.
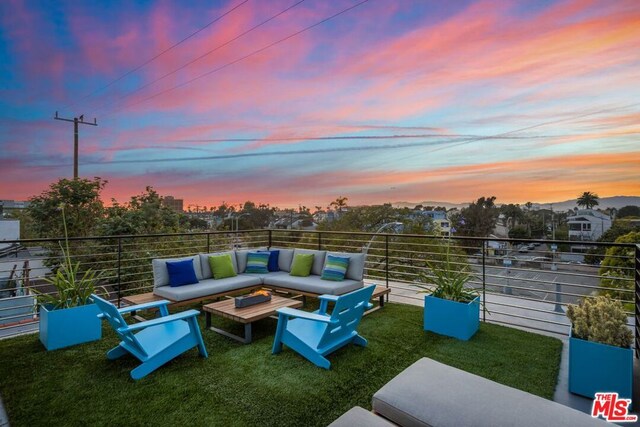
xmin=91 ymin=294 xmax=147 ymax=358
xmin=318 ymin=285 xmax=375 ymax=349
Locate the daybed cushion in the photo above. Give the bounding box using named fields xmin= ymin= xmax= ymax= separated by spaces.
xmin=263 ymin=274 xmax=362 ymax=295
xmin=292 ymin=249 xmax=326 ymax=276
xmin=152 ymin=255 xmax=203 ymax=288
xmin=372 ymin=357 xmax=609 ymax=427
xmin=199 ymin=251 xmax=239 ymax=279
xmin=325 ymin=252 xmax=366 ymax=281
xmin=328 ymin=406 xmax=394 ymax=427
xmin=154 ymin=276 xmax=262 ymax=302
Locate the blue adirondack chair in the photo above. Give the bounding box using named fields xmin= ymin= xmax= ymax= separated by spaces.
xmin=91 ymin=294 xmax=208 ymax=380
xmin=272 ymin=285 xmax=376 ymax=369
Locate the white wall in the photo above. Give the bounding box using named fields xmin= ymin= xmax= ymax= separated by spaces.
xmin=0 ymin=220 xmax=20 ymax=250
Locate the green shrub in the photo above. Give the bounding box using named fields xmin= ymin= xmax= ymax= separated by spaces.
xmin=566 ymin=296 xmax=632 ymax=348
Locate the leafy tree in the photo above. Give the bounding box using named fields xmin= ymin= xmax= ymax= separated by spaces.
xmin=27 ymin=177 xmax=107 ymax=238
xmin=236 ymin=202 xmax=276 ymax=229
xmin=617 ymin=205 xmax=640 ymax=218
xmin=452 ymin=196 xmax=499 ymax=237
xmin=577 ymin=191 xmax=599 ymax=209
xmin=318 ymin=204 xmax=398 ymax=233
xmin=584 ymin=220 xmax=640 ymax=264
xmin=500 ymin=204 xmax=524 ymax=228
xmin=508 ymin=225 xmax=529 ymax=239
xmin=101 ymin=187 xmax=185 ymax=236
xmin=598 ymin=231 xmax=639 ymax=301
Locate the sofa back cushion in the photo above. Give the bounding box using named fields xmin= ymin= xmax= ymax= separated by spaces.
xmin=325 ymin=252 xmax=366 ymax=281
xmin=200 ymin=251 xmax=238 ymax=279
xmin=293 ymin=249 xmax=327 ymax=276
xmin=152 ymin=255 xmax=203 ymax=288
xmin=268 ymin=248 xmax=294 ymax=272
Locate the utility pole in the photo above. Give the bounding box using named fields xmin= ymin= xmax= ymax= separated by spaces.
xmin=54 ymin=112 xmax=97 ymax=179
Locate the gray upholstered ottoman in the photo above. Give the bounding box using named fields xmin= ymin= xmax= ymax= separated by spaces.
xmin=372 ymin=357 xmax=608 ymax=427
xmin=328 ymin=406 xmax=395 ymax=426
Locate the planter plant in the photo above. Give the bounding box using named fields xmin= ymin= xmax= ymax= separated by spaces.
xmin=35 ymin=205 xmax=106 ymax=351
xmin=416 ymin=244 xmax=480 ymax=340
xmin=566 ymin=296 xmax=633 ymax=399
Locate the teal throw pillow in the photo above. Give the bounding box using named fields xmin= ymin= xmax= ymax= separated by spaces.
xmin=245 ymin=251 xmax=269 ymax=274
xmin=321 ymin=255 xmax=350 ymax=281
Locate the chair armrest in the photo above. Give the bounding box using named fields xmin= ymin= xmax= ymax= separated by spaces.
xmin=317 ymin=294 xmax=340 ymax=315
xmin=276 ymin=307 xmax=337 ymax=324
xmin=118 ymin=300 xmax=171 ymax=314
xmin=119 ymin=309 xmax=200 ymax=333
xmin=318 ymin=294 xmax=339 ymax=303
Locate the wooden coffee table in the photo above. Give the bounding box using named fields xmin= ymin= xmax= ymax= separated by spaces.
xmin=203 ymin=295 xmax=303 ymax=344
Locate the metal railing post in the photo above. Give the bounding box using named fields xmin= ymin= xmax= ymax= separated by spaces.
xmin=117 ymin=237 xmax=122 ymax=308
xmin=206 ymin=233 xmax=211 ymax=253
xmin=385 ymin=234 xmax=389 ymax=289
xmin=268 ymin=229 xmax=273 ymax=249
xmin=482 ymin=240 xmax=486 ymax=322
xmin=635 ymin=244 xmax=640 ymax=359
xmin=318 ymin=232 xmax=322 ymax=250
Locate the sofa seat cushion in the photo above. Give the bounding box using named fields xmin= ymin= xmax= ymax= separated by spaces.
xmin=200 ymin=251 xmax=238 ymax=278
xmin=328 ymin=407 xmax=394 ymax=427
xmin=152 ymin=255 xmax=203 ymax=287
xmin=154 ymin=276 xmax=262 ymax=302
xmin=263 ymin=274 xmax=362 ymax=295
xmin=372 ymin=357 xmax=609 ymax=427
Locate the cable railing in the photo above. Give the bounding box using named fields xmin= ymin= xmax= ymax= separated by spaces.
xmin=0 ymin=229 xmax=638 ymax=355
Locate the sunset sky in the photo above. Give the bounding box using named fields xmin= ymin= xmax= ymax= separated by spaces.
xmin=1 ymin=0 xmax=639 ymax=209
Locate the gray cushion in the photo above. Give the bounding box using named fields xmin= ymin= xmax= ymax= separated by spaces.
xmin=292 ymin=249 xmax=326 ymax=276
xmin=324 ymin=252 xmax=366 ymax=281
xmin=372 ymin=357 xmax=609 ymax=427
xmin=263 ymin=274 xmax=362 ymax=295
xmin=199 ymin=251 xmax=238 ymax=279
xmin=153 ymin=276 xmax=261 ymax=301
xmin=328 ymin=407 xmax=394 ymax=427
xmin=268 ymin=247 xmax=294 ymax=272
xmin=152 ymin=255 xmax=203 ymax=288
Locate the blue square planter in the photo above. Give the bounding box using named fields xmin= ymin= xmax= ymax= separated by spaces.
xmin=569 ymin=328 xmax=633 ymax=399
xmin=39 ymin=303 xmax=102 ymax=351
xmin=424 ymin=295 xmax=480 ymax=340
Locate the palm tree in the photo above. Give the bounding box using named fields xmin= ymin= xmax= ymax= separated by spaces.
xmin=330 ymin=196 xmax=348 ymax=212
xmin=576 ymin=192 xmax=599 ymax=209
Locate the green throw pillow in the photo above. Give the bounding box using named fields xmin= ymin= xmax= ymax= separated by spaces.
xmin=289 ymin=254 xmax=314 ymax=277
xmin=209 ymin=254 xmax=237 ymax=279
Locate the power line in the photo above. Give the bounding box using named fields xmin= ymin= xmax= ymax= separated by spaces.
xmin=103 ymin=0 xmax=371 ymax=118
xmin=61 ymin=0 xmax=249 ymax=113
xmin=93 ymin=0 xmax=307 ymax=115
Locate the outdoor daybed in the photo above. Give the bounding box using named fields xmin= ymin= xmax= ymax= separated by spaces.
xmin=329 ymin=357 xmax=608 ymax=426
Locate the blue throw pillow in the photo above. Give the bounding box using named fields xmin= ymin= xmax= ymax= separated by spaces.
xmin=321 ymin=255 xmax=350 ymax=281
xmin=166 ymin=259 xmax=199 ymax=287
xmin=245 ymin=252 xmax=270 ymax=274
xmin=259 ymin=250 xmax=280 ymax=272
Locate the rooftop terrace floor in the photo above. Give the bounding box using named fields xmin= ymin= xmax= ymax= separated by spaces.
xmin=0 ymin=302 xmax=562 ymax=426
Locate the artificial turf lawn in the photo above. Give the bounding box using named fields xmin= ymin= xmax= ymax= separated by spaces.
xmin=0 ymin=302 xmax=562 ymax=427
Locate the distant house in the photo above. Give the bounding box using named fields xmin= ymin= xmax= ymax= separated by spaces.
xmin=414 ymin=210 xmax=451 ymax=236
xmin=161 ymin=196 xmax=184 ymax=212
xmin=566 ymin=209 xmax=612 ymax=241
